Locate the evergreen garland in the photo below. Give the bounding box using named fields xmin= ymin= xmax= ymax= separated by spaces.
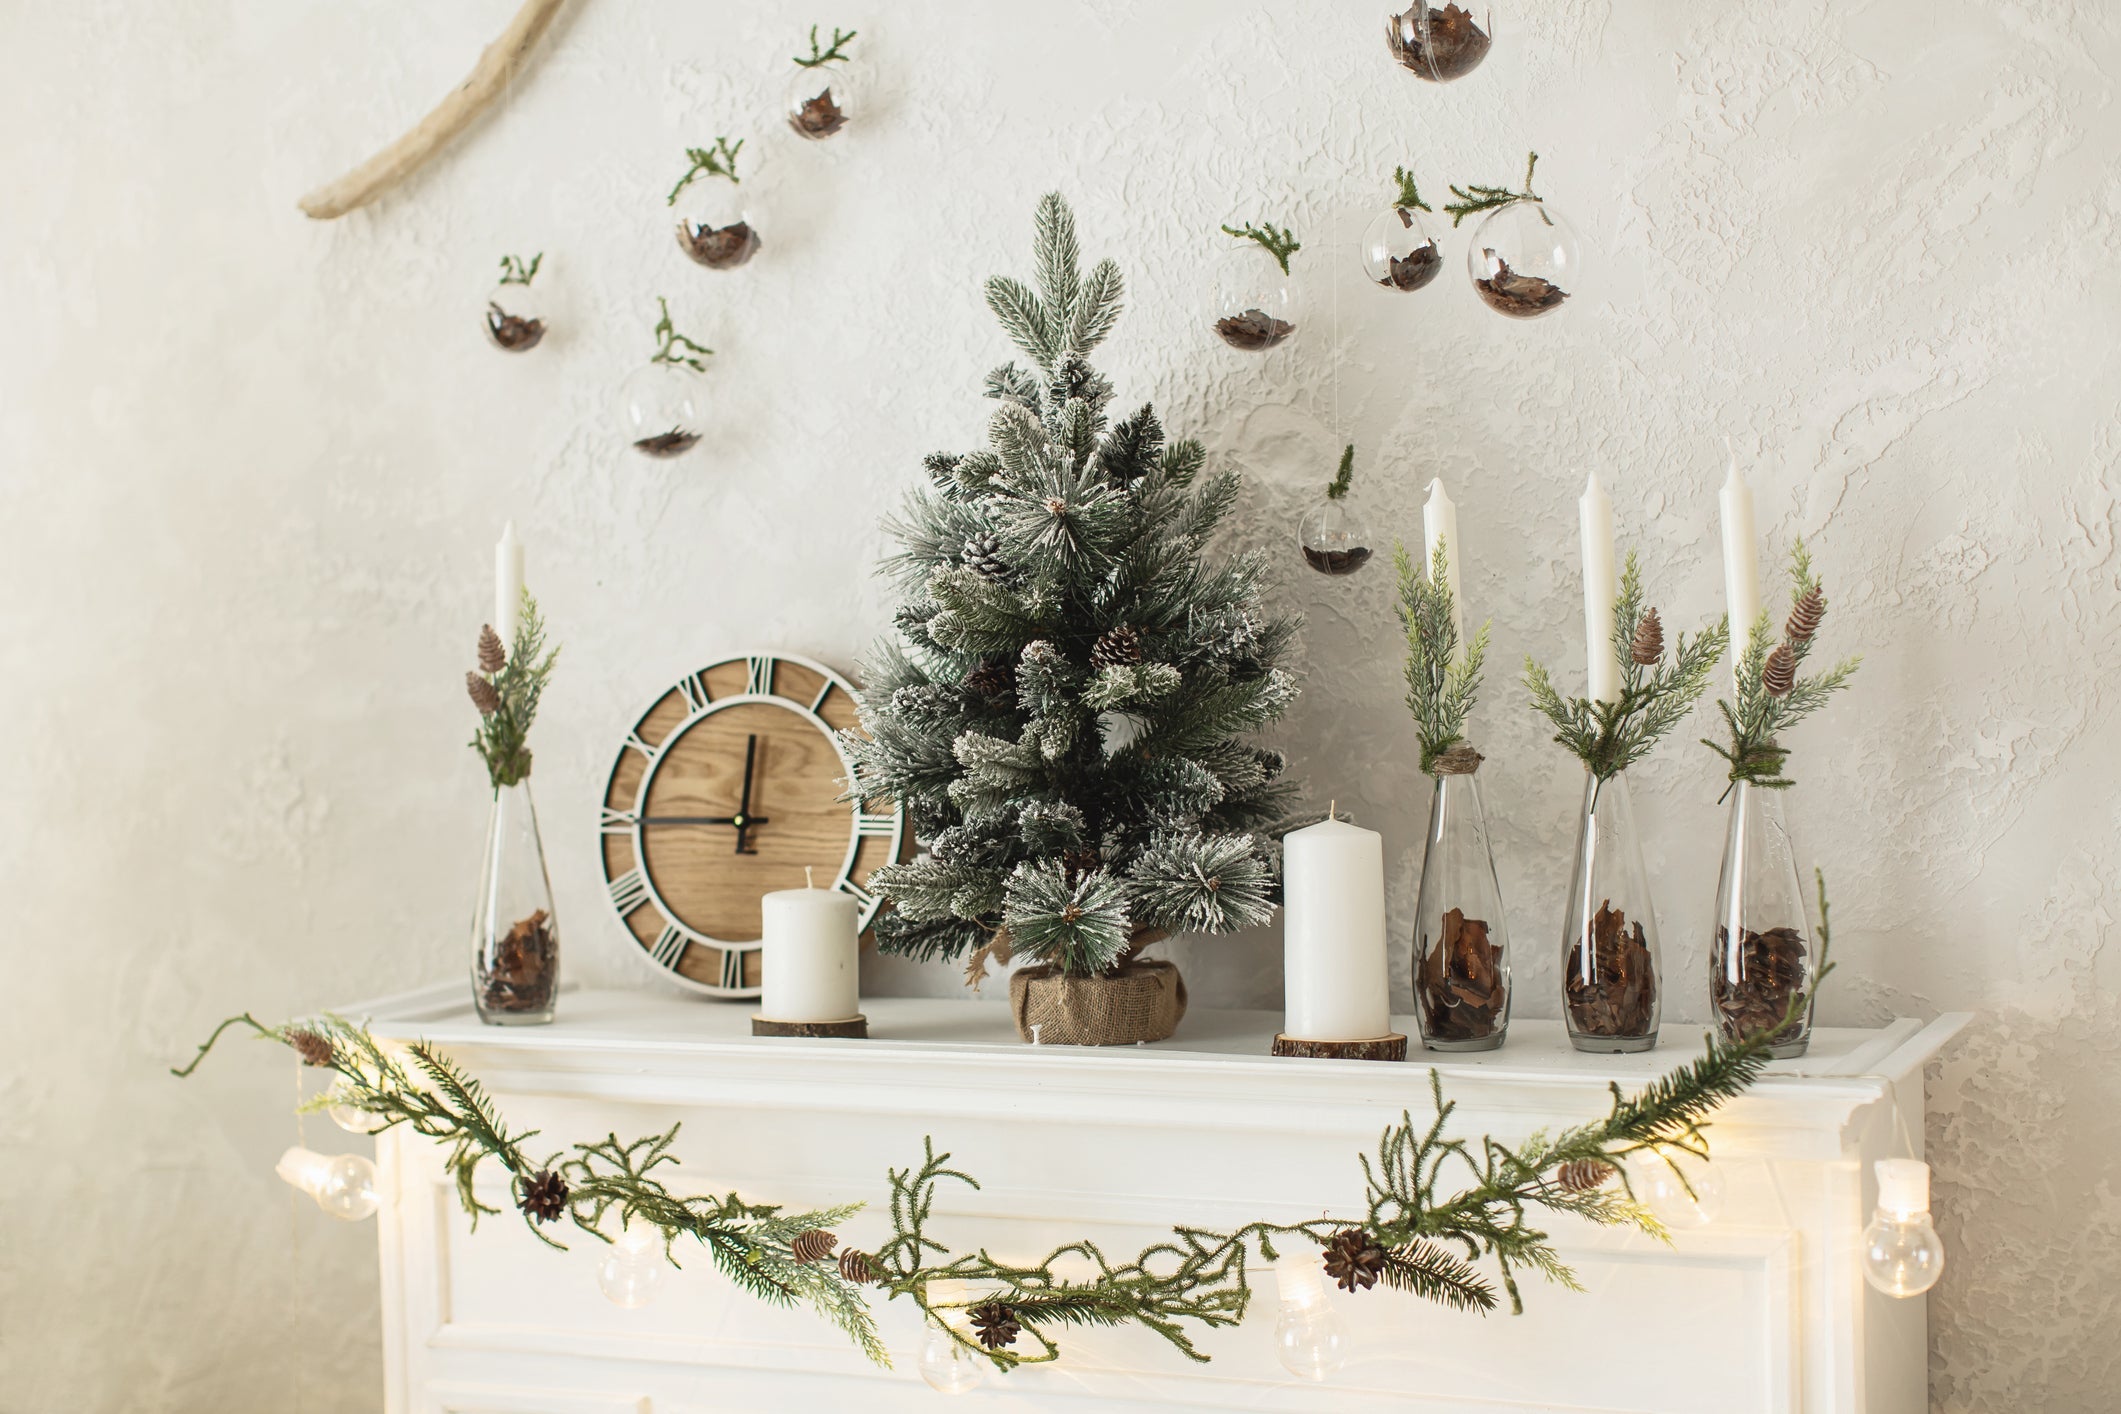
xmin=844 ymin=194 xmax=1298 ymax=977
xmin=1394 ymin=541 xmax=1490 ymax=775
xmin=1704 ymin=542 xmax=1860 ymax=795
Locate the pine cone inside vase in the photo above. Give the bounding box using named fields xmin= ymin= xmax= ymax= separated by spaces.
xmin=1630 ymin=608 xmax=1665 ymax=666
xmin=962 ymin=533 xmax=1011 ymax=581
xmin=477 ymin=625 xmax=507 ymax=674
xmin=1785 ymin=585 xmax=1825 ymax=645
xmin=1762 ymin=643 xmax=1796 ymax=696
xmin=790 ymin=1229 xmax=838 ymax=1264
xmin=286 ymin=1028 xmax=335 ymax=1068
xmin=1556 ymin=1158 xmax=1615 ymax=1193
xmin=466 ymin=671 xmax=501 ymax=715
xmin=1322 ymin=1228 xmax=1386 ymax=1292
xmin=837 ymin=1248 xmax=880 ymax=1285
xmin=970 ymin=1301 xmax=1021 ymax=1350
xmin=1090 ymin=625 xmax=1143 ymax=669
xmin=518 ymin=1169 xmax=569 ymax=1223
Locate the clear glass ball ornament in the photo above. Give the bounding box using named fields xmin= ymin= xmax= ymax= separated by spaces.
xmin=1362 ymin=205 xmax=1444 ymax=293
xmin=484 ymin=281 xmax=546 ymax=352
xmin=1465 ymin=200 xmax=1581 ymax=320
xmin=596 ymin=1224 xmax=666 ymax=1308
xmin=1627 ymin=1149 xmax=1725 ymax=1228
xmin=1210 ymin=243 xmax=1301 ymax=353
xmin=785 ymin=63 xmax=857 ymax=140
xmin=1272 ymin=1253 xmax=1348 ymax=1381
xmin=1384 ymin=3 xmax=1493 ymax=83
xmin=617 ymin=362 xmax=705 ymax=459
xmin=916 ymin=1327 xmax=984 ymax=1394
xmin=1862 ymin=1159 xmax=1945 ymax=1297
xmin=327 ymin=1088 xmax=384 ymax=1135
xmin=672 ymin=183 xmax=760 ymax=271
xmin=1297 ymin=497 xmax=1374 ymax=576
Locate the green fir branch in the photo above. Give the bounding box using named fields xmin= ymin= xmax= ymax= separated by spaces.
xmin=469 ymin=590 xmax=559 ymax=789
xmin=1220 ymin=220 xmax=1301 ymax=274
xmin=1391 ymin=166 xmax=1432 ymax=213
xmin=1444 ymin=151 xmax=1545 ymax=228
xmin=1701 ymin=541 xmax=1860 ymax=796
xmin=666 ymin=137 xmax=744 ymax=205
xmin=1326 ymin=444 xmax=1354 ymax=500
xmin=793 ymin=24 xmax=857 ymax=67
xmin=648 ymin=296 xmax=714 ymax=371
xmin=1395 ymin=540 xmax=1489 ymax=775
xmin=498 ymin=252 xmax=542 ymax=286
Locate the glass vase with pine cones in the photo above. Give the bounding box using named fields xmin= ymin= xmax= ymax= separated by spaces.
xmin=467 ymin=598 xmax=562 ymax=1025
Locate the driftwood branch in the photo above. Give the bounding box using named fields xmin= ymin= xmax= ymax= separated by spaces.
xmin=298 ymin=0 xmax=571 ymax=220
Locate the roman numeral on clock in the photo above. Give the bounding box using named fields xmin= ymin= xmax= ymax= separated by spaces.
xmin=746 ymin=655 xmax=776 ymax=696
xmin=650 ymin=925 xmax=688 ymax=969
xmin=599 ymin=807 xmax=637 ymax=837
xmin=677 ymin=672 xmax=711 ymax=714
xmin=836 ymin=878 xmax=878 ymax=910
xmin=720 ymin=948 xmax=748 ymax=990
xmin=855 ymin=812 xmax=897 ymax=837
xmin=608 ymin=869 xmax=651 ymax=916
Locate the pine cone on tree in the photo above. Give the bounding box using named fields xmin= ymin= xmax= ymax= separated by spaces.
xmin=477 ymin=625 xmax=507 ymax=674
xmin=1630 ymin=608 xmax=1665 ymax=666
xmin=1785 ymin=585 xmax=1825 ymax=645
xmin=1322 ymin=1228 xmax=1386 ymax=1292
xmin=962 ymin=533 xmax=1011 ymax=581
xmin=518 ymin=1169 xmax=568 ymax=1223
xmin=964 ymin=657 xmax=1014 ymax=701
xmin=1090 ymin=625 xmax=1143 ymax=669
xmin=970 ymin=1301 xmax=1021 ymax=1350
xmin=1556 ymin=1158 xmax=1615 ymax=1193
xmin=1762 ymin=643 xmax=1796 ymax=697
xmin=790 ymin=1229 xmax=838 ymax=1263
xmin=1060 ymin=847 xmax=1103 ymax=884
xmin=467 ymin=671 xmax=501 ymax=715
xmin=286 ymin=1028 xmax=335 ymax=1068
xmin=837 ymin=1248 xmax=880 ymax=1285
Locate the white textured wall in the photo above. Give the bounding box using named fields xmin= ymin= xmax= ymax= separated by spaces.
xmin=3 ymin=1 xmax=2115 ymax=1409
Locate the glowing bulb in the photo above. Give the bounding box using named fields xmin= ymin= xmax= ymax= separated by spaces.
xmin=1863 ymin=1159 xmax=1944 ymax=1297
xmin=326 ymin=1087 xmax=383 ymax=1134
xmin=1628 ymin=1150 xmax=1725 ymax=1228
xmin=596 ymin=1221 xmax=666 ymax=1308
xmin=275 ymin=1146 xmax=381 ymax=1222
xmin=916 ymin=1279 xmax=984 ymax=1394
xmin=1271 ymin=1251 xmax=1347 ymax=1381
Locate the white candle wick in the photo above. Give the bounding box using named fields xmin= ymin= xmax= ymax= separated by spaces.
xmin=805 ymin=865 xmax=816 ymax=889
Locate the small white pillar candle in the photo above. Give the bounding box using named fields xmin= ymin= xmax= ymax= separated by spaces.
xmin=1579 ymin=473 xmax=1621 ymax=702
xmin=1422 ymin=478 xmax=1466 ymax=645
xmin=760 ymin=872 xmax=861 ymax=1022
xmin=494 ymin=520 xmax=525 ymax=645
xmin=1717 ymin=438 xmax=1761 ymax=693
xmin=1280 ymin=810 xmax=1390 ymax=1041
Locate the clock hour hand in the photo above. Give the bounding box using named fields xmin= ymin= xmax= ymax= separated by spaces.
xmin=638 ymin=815 xmax=742 ymax=826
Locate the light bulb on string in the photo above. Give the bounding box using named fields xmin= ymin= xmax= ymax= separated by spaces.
xmin=915 ymin=1278 xmax=984 ymax=1394
xmin=1271 ymin=1250 xmax=1347 ymax=1382
xmin=1627 ymin=1149 xmax=1724 ymax=1228
xmin=276 ymin=1146 xmax=381 ymax=1222
xmin=596 ymin=1220 xmax=667 ymax=1308
xmin=1863 ymin=1159 xmax=1944 ymax=1297
xmin=325 ymin=1087 xmax=384 ymax=1135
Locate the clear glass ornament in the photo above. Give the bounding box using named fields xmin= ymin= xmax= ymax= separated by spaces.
xmin=596 ymin=1222 xmax=666 ymax=1308
xmin=1272 ymin=1252 xmax=1347 ymax=1381
xmin=1863 ymin=1159 xmax=1944 ymax=1297
xmin=276 ymin=1146 xmax=381 ymax=1222
xmin=471 ymin=779 xmax=559 ymax=1025
xmin=673 ymin=181 xmax=759 ymax=270
xmin=1710 ymin=781 xmax=1814 ymax=1057
xmin=1561 ymin=770 xmax=1660 ymax=1053
xmin=1362 ymin=204 xmax=1444 ymax=293
xmin=1384 ymin=3 xmax=1492 ymax=83
xmin=484 ymin=280 xmax=545 ymax=352
xmin=1297 ymin=496 xmax=1373 ymax=576
xmin=1211 ymin=242 xmax=1301 ymax=352
xmin=1627 ymin=1149 xmax=1724 ymax=1228
xmin=1466 ymin=200 xmax=1580 ymax=320
xmin=785 ymin=62 xmax=857 ymax=140
xmin=1412 ymin=765 xmax=1510 ymax=1051
xmin=617 ymin=361 xmax=705 ymax=460
xmin=917 ymin=1327 xmax=984 ymax=1394
xmin=327 ymin=1088 xmax=384 ymax=1135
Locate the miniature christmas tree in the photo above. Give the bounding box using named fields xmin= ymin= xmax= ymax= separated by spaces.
xmin=844 ymin=194 xmax=1297 ymax=981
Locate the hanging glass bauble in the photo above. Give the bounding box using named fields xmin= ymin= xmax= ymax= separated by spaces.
xmin=484 ymin=254 xmax=546 ymax=352
xmin=1362 ymin=205 xmax=1443 ymax=293
xmin=1211 ymin=239 xmax=1301 ymax=353
xmin=674 ymin=183 xmax=759 ymax=271
xmin=1466 ymin=199 xmax=1580 ymax=319
xmin=785 ymin=63 xmax=857 ymax=140
xmin=1385 ymin=4 xmax=1492 ymax=83
xmin=1297 ymin=497 xmax=1371 ymax=575
xmin=617 ymin=362 xmax=704 ymax=459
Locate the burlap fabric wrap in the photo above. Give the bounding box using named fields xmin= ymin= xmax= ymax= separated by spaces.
xmin=1009 ymin=961 xmax=1188 ymax=1045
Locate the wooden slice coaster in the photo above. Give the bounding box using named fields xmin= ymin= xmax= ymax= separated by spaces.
xmin=1271 ymin=1033 xmax=1408 ymax=1062
xmin=752 ymin=1014 xmax=869 ymax=1039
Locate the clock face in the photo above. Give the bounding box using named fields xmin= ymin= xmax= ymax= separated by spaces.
xmin=599 ymin=653 xmax=904 ymax=997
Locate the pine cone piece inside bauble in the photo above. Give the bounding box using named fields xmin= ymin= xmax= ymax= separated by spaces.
xmin=467 ymin=671 xmax=501 ymax=715
xmin=1322 ymin=1228 xmax=1386 ymax=1292
xmin=518 ymin=1169 xmax=569 ymax=1223
xmin=970 ymin=1301 xmax=1021 ymax=1350
xmin=478 ymin=625 xmax=507 ymax=674
xmin=287 ymin=1028 xmax=335 ymax=1068
xmin=1090 ymin=625 xmax=1143 ymax=669
xmin=1556 ymin=1158 xmax=1615 ymax=1193
xmin=1762 ymin=643 xmax=1796 ymax=697
xmin=1785 ymin=585 xmax=1825 ymax=645
xmin=790 ymin=1229 xmax=838 ymax=1264
xmin=962 ymin=533 xmax=1011 ymax=581
xmin=1630 ymin=608 xmax=1665 ymax=666
xmin=837 ymin=1248 xmax=880 ymax=1285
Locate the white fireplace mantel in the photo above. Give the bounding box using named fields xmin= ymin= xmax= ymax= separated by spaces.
xmin=354 ymin=984 xmax=1964 ymax=1414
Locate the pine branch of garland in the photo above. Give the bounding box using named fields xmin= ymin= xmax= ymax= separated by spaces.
xmin=1220 ymin=220 xmax=1301 ymax=275
xmin=1444 ymin=151 xmax=1544 ymax=228
xmin=792 ymin=24 xmax=857 ymax=67
xmin=467 ymin=590 xmax=558 ymax=789
xmin=1701 ymin=541 xmax=1861 ymax=796
xmin=1395 ymin=540 xmax=1490 ymax=775
xmin=666 ymin=136 xmax=743 ymax=204
xmin=1391 ymin=166 xmax=1431 ymax=213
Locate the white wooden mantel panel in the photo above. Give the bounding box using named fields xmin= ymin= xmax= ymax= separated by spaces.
xmin=356 ymin=986 xmax=1965 ymax=1414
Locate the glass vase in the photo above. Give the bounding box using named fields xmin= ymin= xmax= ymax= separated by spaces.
xmin=1710 ymin=781 xmax=1814 ymax=1057
xmin=1561 ymin=770 xmax=1659 ymax=1052
xmin=1411 ymin=768 xmax=1510 ymax=1051
xmin=471 ymin=779 xmax=559 ymax=1025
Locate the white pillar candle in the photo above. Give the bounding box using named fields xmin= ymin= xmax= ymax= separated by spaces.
xmin=1578 ymin=473 xmax=1620 ymax=702
xmin=1717 ymin=438 xmax=1761 ymax=693
xmin=494 ymin=520 xmax=525 ymax=645
xmin=760 ymin=875 xmax=861 ymax=1022
xmin=1422 ymin=478 xmax=1466 ymax=645
xmin=1280 ymin=811 xmax=1390 ymax=1041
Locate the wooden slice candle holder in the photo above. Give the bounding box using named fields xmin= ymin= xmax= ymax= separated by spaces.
xmin=1270 ymin=1033 xmax=1408 ymax=1062
xmin=752 ymin=1015 xmax=869 ymax=1039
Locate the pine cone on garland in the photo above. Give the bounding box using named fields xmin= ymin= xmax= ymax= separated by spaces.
xmin=1630 ymin=608 xmax=1665 ymax=666
xmin=1762 ymin=643 xmax=1796 ymax=697
xmin=962 ymin=533 xmax=1012 ymax=581
xmin=466 ymin=671 xmax=501 ymax=715
xmin=287 ymin=1028 xmax=335 ymax=1068
xmin=1090 ymin=625 xmax=1143 ymax=669
xmin=837 ymin=1248 xmax=880 ymax=1285
xmin=1556 ymin=1158 xmax=1615 ymax=1193
xmin=970 ymin=1301 xmax=1021 ymax=1350
xmin=790 ymin=1229 xmax=838 ymax=1263
xmin=1785 ymin=585 xmax=1825 ymax=645
xmin=1322 ymin=1228 xmax=1386 ymax=1292
xmin=518 ymin=1169 xmax=569 ymax=1223
xmin=477 ymin=624 xmax=507 ymax=674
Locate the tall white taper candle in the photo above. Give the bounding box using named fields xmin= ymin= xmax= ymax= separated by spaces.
xmin=495 ymin=521 xmax=525 ymax=645
xmin=1422 ymin=479 xmax=1466 ymax=644
xmin=1717 ymin=438 xmax=1761 ymax=693
xmin=1579 ymin=474 xmax=1620 ymax=702
xmin=760 ymin=868 xmax=861 ymax=1023
xmin=1281 ymin=807 xmax=1391 ymax=1041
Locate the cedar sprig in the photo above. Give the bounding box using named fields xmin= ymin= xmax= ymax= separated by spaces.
xmin=1391 ymin=166 xmax=1431 ymax=213
xmin=497 ymin=253 xmax=542 ymax=286
xmin=1444 ymin=151 xmax=1548 ymax=228
xmin=666 ymin=137 xmax=744 ymax=205
xmin=1326 ymin=443 xmax=1354 ymax=500
xmin=466 ymin=590 xmax=558 ymax=789
xmin=1523 ymin=551 xmax=1727 ymax=785
xmin=794 ymin=24 xmax=857 ymax=67
xmin=1702 ymin=541 xmax=1860 ymax=796
xmin=648 ymin=297 xmax=714 ymax=371
xmin=1394 ymin=540 xmax=1491 ymax=775
xmin=1220 ymin=220 xmax=1301 ymax=275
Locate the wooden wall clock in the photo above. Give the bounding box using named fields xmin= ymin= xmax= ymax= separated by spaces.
xmin=599 ymin=652 xmax=904 ymax=998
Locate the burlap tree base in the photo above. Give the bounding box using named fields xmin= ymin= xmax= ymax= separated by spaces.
xmin=1009 ymin=961 xmax=1188 ymax=1045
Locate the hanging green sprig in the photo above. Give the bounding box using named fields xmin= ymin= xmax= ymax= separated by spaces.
xmin=1445 ymin=151 xmax=1544 ymax=227
xmin=667 ymin=137 xmax=744 ymax=205
xmin=1703 ymin=542 xmax=1860 ymax=796
xmin=1524 ymin=552 xmax=1727 ymax=783
xmin=648 ymin=297 xmax=713 ymax=371
xmin=464 ymin=590 xmax=558 ymax=789
xmin=1221 ymin=220 xmax=1302 ymax=274
xmin=794 ymin=24 xmax=857 ymax=66
xmin=1391 ymin=166 xmax=1431 ymax=213
xmin=1395 ymin=541 xmax=1491 ymax=775
xmin=497 ymin=253 xmax=542 ymax=286
xmin=1326 ymin=444 xmax=1354 ymax=500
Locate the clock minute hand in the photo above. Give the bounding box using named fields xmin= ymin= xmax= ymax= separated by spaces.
xmin=639 ymin=814 xmax=742 ymax=826
xmin=733 ymin=732 xmax=769 ymax=855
